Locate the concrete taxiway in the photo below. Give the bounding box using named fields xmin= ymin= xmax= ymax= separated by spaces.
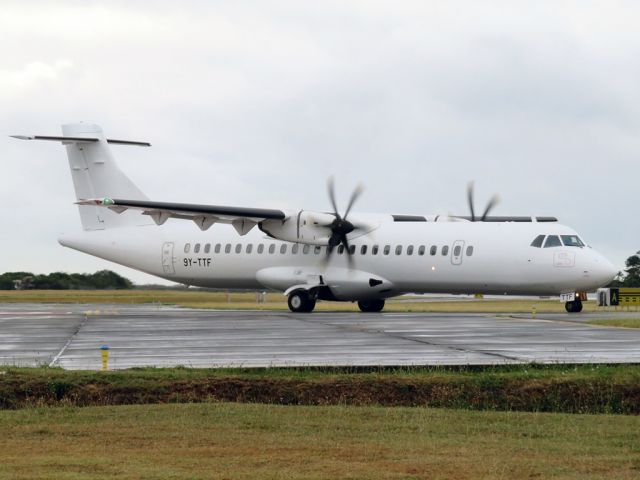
xmin=1 ymin=303 xmax=640 ymax=369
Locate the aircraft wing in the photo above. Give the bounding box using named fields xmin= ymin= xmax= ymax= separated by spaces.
xmin=77 ymin=197 xmax=287 ymax=235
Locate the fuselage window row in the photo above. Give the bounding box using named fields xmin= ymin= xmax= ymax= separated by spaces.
xmin=183 ymin=243 xmax=474 ymax=257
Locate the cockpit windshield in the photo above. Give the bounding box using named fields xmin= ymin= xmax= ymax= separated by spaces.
xmin=530 ymin=234 xmax=585 ymax=248
xmin=561 ymin=235 xmax=585 ymax=247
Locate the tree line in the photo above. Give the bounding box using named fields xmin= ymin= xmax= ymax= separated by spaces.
xmin=617 ymin=252 xmax=640 ymax=287
xmin=0 ymin=270 xmax=133 ymax=290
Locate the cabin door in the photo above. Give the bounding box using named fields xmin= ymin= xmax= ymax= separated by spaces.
xmin=451 ymin=240 xmax=465 ymax=265
xmin=162 ymin=242 xmax=175 ymax=275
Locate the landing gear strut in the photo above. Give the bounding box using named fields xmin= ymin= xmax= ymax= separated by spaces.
xmin=565 ymin=300 xmax=583 ymax=313
xmin=287 ymin=290 xmax=316 ymax=313
xmin=358 ymin=299 xmax=385 ymax=312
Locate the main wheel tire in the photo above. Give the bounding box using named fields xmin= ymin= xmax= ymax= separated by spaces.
xmin=357 ymin=299 xmax=385 ymax=312
xmin=288 ymin=290 xmax=316 ymax=313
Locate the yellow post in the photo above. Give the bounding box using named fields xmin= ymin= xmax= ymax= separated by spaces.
xmin=532 ymin=306 xmax=537 ymax=319
xmin=100 ymin=345 xmax=110 ymax=371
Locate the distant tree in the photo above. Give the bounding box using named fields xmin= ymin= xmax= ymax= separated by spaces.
xmin=88 ymin=270 xmax=133 ymax=289
xmin=0 ymin=272 xmax=34 ymax=290
xmin=623 ymin=253 xmax=640 ymax=287
xmin=0 ymin=270 xmax=133 ymax=290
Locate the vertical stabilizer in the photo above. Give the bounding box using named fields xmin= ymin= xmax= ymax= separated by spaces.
xmin=61 ymin=123 xmax=152 ymax=230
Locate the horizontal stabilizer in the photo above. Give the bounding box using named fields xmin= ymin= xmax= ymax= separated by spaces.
xmin=10 ymin=135 xmax=150 ymax=146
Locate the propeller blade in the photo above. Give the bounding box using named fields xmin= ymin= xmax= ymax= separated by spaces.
xmin=467 ymin=181 xmax=476 ymax=222
xmin=343 ymin=183 xmax=364 ymax=220
xmin=327 ymin=176 xmax=341 ymax=220
xmin=480 ymin=194 xmax=501 ymax=221
xmin=328 ymin=233 xmax=342 ymax=248
xmin=342 ymin=237 xmax=354 ymax=268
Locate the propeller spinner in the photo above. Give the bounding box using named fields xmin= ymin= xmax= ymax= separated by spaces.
xmin=322 ymin=177 xmax=365 ymax=266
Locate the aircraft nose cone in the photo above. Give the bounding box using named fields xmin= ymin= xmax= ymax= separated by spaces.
xmin=592 ymin=253 xmax=618 ymax=285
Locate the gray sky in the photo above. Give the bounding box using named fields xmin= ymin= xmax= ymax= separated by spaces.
xmin=1 ymin=1 xmax=638 ymax=284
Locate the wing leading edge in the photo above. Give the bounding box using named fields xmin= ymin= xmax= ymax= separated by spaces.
xmin=77 ymin=198 xmax=287 ymax=235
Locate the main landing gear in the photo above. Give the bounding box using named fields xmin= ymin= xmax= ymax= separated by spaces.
xmin=357 ymin=299 xmax=385 ymax=312
xmin=287 ymin=290 xmax=316 ymax=313
xmin=286 ymin=290 xmax=387 ymax=313
xmin=565 ymin=299 xmax=583 ymax=313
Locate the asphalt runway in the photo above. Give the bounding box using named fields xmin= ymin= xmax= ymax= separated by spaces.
xmin=1 ymin=303 xmax=640 ymax=369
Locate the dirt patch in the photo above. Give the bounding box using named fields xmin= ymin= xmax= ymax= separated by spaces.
xmin=2 ymin=372 xmax=639 ymax=413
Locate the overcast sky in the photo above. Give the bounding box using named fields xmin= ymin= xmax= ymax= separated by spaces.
xmin=1 ymin=1 xmax=638 ymax=284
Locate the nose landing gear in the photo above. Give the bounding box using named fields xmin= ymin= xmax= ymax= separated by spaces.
xmin=564 ymin=291 xmax=586 ymax=313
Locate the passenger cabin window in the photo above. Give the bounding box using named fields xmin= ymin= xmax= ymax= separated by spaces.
xmin=383 ymin=245 xmax=391 ymax=255
xmin=337 ymin=245 xmax=344 ymax=254
xmin=466 ymin=246 xmax=474 ymax=256
xmin=235 ymin=244 xmax=242 ymax=254
xmin=349 ymin=245 xmax=355 ymax=255
xmin=453 ymin=245 xmax=461 ymax=256
xmin=530 ymin=235 xmax=545 ymax=248
xmin=292 ymin=244 xmax=299 ymax=254
xmin=361 ymin=245 xmax=368 ymax=255
xmin=246 ymin=244 xmax=253 ymax=254
xmin=215 ymin=243 xmax=221 ymax=254
xmin=257 ymin=244 xmax=264 ymax=254
xmin=442 ymin=245 xmax=449 ymax=256
xmin=372 ymin=245 xmax=379 ymax=255
xmin=395 ymin=245 xmax=403 ymax=255
xmin=184 ymin=243 xmax=191 ymax=253
xmin=280 ymin=244 xmax=287 ymax=254
xmin=561 ymin=235 xmax=585 ymax=247
xmin=194 ymin=243 xmax=200 ymax=253
xmin=225 ymin=243 xmax=231 ymax=254
xmin=268 ymin=244 xmax=276 ymax=254
xmin=544 ymin=235 xmax=562 ymax=248
xmin=407 ymin=245 xmax=414 ymax=256
xmin=430 ymin=245 xmax=437 ymax=256
xmin=204 ymin=243 xmax=211 ymax=254
xmin=314 ymin=246 xmax=322 ymax=255
xmin=303 ymin=245 xmax=310 ymax=254
xmin=418 ymin=245 xmax=425 ymax=256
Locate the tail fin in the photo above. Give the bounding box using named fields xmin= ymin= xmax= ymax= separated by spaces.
xmin=16 ymin=122 xmax=153 ymax=230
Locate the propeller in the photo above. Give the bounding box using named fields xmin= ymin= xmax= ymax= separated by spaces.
xmin=322 ymin=177 xmax=365 ymax=267
xmin=466 ymin=181 xmax=500 ymax=222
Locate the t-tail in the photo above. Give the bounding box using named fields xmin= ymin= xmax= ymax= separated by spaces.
xmin=12 ymin=123 xmax=152 ymax=230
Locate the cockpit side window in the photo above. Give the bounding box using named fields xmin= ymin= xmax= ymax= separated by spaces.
xmin=561 ymin=235 xmax=585 ymax=247
xmin=530 ymin=235 xmax=545 ymax=248
xmin=543 ymin=235 xmax=562 ymax=248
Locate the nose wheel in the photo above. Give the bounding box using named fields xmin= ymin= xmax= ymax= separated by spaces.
xmin=287 ymin=290 xmax=316 ymax=313
xmin=565 ymin=300 xmax=583 ymax=313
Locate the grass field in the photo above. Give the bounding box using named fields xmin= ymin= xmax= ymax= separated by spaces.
xmin=1 ymin=402 xmax=639 ymax=479
xmin=589 ymin=318 xmax=640 ymax=329
xmin=0 ymin=289 xmax=622 ymax=313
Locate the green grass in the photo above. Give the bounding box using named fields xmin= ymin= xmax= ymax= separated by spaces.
xmin=2 ymin=365 xmax=640 ymax=414
xmin=588 ymin=318 xmax=640 ymax=329
xmin=1 ymin=402 xmax=639 ymax=479
xmin=0 ymin=289 xmax=604 ymax=313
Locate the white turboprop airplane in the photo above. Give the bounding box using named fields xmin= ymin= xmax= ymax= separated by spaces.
xmin=13 ymin=123 xmax=617 ymax=313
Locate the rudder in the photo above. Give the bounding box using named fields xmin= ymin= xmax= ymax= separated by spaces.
xmin=61 ymin=122 xmax=151 ymax=230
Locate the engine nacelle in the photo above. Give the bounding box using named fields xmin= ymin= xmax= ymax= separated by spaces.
xmin=256 ymin=266 xmax=395 ymax=301
xmin=260 ymin=210 xmax=336 ymax=246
